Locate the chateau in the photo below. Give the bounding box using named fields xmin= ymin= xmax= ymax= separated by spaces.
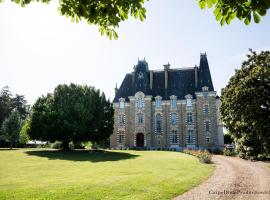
xmin=110 ymin=54 xmax=224 ymax=151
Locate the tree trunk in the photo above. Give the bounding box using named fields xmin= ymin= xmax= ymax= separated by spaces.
xmin=62 ymin=139 xmax=70 ymax=151
xmin=10 ymin=141 xmax=13 ymax=150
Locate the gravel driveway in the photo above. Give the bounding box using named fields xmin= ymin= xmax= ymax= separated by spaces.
xmin=174 ymin=155 xmax=270 ymax=200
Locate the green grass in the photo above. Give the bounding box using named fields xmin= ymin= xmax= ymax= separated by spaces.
xmin=0 ymin=149 xmax=214 ymax=200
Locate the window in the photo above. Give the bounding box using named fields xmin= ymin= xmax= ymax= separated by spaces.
xmin=156 ymin=99 xmax=161 ymax=109
xmin=186 ymin=99 xmax=192 ymax=107
xmin=171 ymin=130 xmax=178 ymax=144
xmin=119 ymin=100 xmax=125 ymax=113
xmin=119 ymin=115 xmax=124 ymax=126
xmin=171 ymin=99 xmax=177 ymax=109
xmin=136 ymin=97 xmax=144 ymax=109
xmin=136 ymin=113 xmax=144 ymax=125
xmin=187 ymin=112 xmax=193 ymax=124
xmin=118 ymin=131 xmax=125 ymax=144
xmin=156 ymin=114 xmax=162 ymax=134
xmin=119 ymin=101 xmax=124 ymax=109
xmin=206 ymin=137 xmax=210 ymax=143
xmin=205 ymin=121 xmax=210 ymax=132
xmin=171 ymin=113 xmax=177 ymax=125
xmin=204 ymin=105 xmax=209 ymax=114
xmin=188 ymin=130 xmax=193 ymax=144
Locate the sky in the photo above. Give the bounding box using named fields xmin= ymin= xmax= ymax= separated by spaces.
xmin=1 ymin=0 xmax=270 ymax=104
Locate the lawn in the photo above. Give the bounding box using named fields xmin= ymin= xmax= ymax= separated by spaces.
xmin=0 ymin=149 xmax=214 ymax=200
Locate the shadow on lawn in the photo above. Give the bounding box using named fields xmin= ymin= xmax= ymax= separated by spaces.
xmin=25 ymin=150 xmax=139 ymax=162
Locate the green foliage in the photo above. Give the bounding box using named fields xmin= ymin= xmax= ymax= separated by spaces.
xmin=27 ymin=83 xmax=114 ymax=150
xmin=0 ymin=111 xmax=22 ymax=149
xmin=3 ymin=0 xmax=148 ymax=39
xmin=1 ymin=0 xmax=268 ymax=38
xmin=0 ymin=86 xmax=29 ymax=131
xmin=223 ymin=148 xmax=235 ymax=157
xmin=19 ymin=120 xmax=30 ymax=145
xmin=220 ymin=49 xmax=270 ymax=160
xmin=197 ymin=0 xmax=270 ymax=25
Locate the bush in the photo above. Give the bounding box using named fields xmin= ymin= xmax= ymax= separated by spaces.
xmin=183 ymin=149 xmax=212 ymax=164
xmin=223 ymin=148 xmax=235 ymax=156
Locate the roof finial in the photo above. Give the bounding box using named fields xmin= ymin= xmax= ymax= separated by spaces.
xmin=163 ymin=62 xmax=170 ymax=70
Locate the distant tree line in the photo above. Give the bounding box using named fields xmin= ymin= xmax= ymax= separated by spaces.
xmin=0 ymin=86 xmax=29 ymax=148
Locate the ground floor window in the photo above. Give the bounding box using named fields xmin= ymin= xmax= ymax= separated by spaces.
xmin=187 ymin=130 xmax=193 ymax=144
xmin=171 ymin=130 xmax=178 ymax=144
xmin=118 ymin=131 xmax=125 ymax=144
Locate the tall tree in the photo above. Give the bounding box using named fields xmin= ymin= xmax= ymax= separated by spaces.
xmin=0 ymin=86 xmax=13 ymax=127
xmin=28 ymin=83 xmax=114 ymax=150
xmin=220 ymin=50 xmax=270 ymax=160
xmin=1 ymin=0 xmax=268 ymax=38
xmin=0 ymin=111 xmax=22 ymax=149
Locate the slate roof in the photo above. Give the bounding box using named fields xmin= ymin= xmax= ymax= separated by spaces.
xmin=113 ymin=54 xmax=214 ymax=102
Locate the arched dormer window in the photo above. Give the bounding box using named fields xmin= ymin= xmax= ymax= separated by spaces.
xmin=170 ymin=95 xmax=177 ymax=109
xmin=119 ymin=98 xmax=125 ymax=113
xmin=155 ymin=96 xmax=162 ymax=109
xmin=185 ymin=94 xmax=193 ymax=108
xmin=136 ymin=97 xmax=144 ymax=109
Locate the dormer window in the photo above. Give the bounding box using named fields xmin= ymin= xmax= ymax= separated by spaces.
xmin=119 ymin=98 xmax=125 ymax=113
xmin=185 ymin=94 xmax=193 ymax=108
xmin=171 ymin=99 xmax=177 ymax=109
xmin=187 ymin=99 xmax=192 ymax=107
xmin=136 ymin=97 xmax=144 ymax=109
xmin=120 ymin=101 xmax=124 ymax=109
xmin=170 ymin=95 xmax=177 ymax=109
xmin=155 ymin=97 xmax=162 ymax=109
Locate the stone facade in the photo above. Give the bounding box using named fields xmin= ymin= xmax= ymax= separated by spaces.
xmin=110 ymin=54 xmax=224 ymax=150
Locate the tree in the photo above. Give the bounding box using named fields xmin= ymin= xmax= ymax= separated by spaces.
xmin=220 ymin=50 xmax=270 ymax=160
xmin=28 ymin=83 xmax=114 ymax=150
xmin=197 ymin=0 xmax=270 ymax=25
xmin=0 ymin=86 xmax=13 ymax=127
xmin=19 ymin=119 xmax=30 ymax=145
xmin=1 ymin=1 xmax=268 ymax=39
xmin=0 ymin=111 xmax=22 ymax=149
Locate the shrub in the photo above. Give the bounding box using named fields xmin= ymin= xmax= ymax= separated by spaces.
xmin=223 ymin=148 xmax=235 ymax=156
xmin=183 ymin=149 xmax=212 ymax=164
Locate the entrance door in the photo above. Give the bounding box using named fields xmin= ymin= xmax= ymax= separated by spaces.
xmin=136 ymin=133 xmax=144 ymax=147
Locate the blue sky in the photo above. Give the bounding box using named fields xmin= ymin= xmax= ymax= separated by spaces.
xmin=0 ymin=0 xmax=269 ymax=104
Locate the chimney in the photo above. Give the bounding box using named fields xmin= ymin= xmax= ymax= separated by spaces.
xmin=114 ymin=83 xmax=118 ymax=96
xmin=194 ymin=65 xmax=198 ymax=89
xmin=150 ymin=70 xmax=153 ymax=90
xmin=132 ymin=65 xmax=136 ymax=84
xmin=164 ymin=62 xmax=170 ymax=89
